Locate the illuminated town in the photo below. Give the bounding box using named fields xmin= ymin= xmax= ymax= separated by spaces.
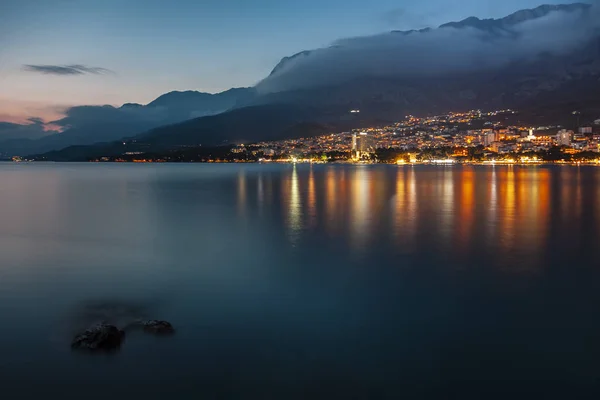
xmin=236 ymin=109 xmax=600 ymax=165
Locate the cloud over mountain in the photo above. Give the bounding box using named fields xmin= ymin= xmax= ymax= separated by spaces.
xmin=0 ymin=88 xmax=256 ymax=156
xmin=257 ymin=3 xmax=599 ymax=93
xmin=0 ymin=118 xmax=55 ymax=142
xmin=48 ymin=88 xmax=255 ymax=134
xmin=23 ymin=64 xmax=114 ymax=76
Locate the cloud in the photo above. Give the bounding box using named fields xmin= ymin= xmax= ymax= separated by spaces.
xmin=48 ymin=89 xmax=252 ymax=133
xmin=22 ymin=64 xmax=114 ymax=76
xmin=0 ymin=87 xmax=251 ymax=155
xmin=257 ymin=4 xmax=600 ymax=93
xmin=0 ymin=117 xmax=56 ymax=142
xmin=50 ymin=104 xmax=165 ymax=132
xmin=26 ymin=117 xmax=45 ymax=125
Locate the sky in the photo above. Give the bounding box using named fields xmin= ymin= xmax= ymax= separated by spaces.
xmin=0 ymin=0 xmax=577 ymax=124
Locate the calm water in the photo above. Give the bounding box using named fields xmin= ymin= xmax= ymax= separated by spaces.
xmin=2 ymin=163 xmax=600 ymax=399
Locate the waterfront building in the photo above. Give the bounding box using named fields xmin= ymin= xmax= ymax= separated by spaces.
xmin=352 ymin=132 xmax=374 ymax=159
xmin=556 ymin=129 xmax=573 ymax=147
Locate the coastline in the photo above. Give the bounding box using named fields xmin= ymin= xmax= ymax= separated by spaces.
xmin=7 ymin=160 xmax=600 ymax=166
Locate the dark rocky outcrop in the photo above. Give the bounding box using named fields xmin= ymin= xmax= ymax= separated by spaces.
xmin=71 ymin=323 xmax=125 ymax=351
xmin=140 ymin=320 xmax=175 ymax=335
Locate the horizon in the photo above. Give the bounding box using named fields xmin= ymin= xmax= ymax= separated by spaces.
xmin=0 ymin=0 xmax=577 ymax=125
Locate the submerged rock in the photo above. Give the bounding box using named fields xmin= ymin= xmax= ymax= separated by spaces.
xmin=71 ymin=323 xmax=125 ymax=351
xmin=140 ymin=320 xmax=175 ymax=335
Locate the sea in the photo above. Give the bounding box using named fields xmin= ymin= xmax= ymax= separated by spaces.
xmin=1 ymin=163 xmax=600 ymax=399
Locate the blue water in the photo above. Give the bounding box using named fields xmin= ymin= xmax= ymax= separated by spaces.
xmin=1 ymin=163 xmax=600 ymax=399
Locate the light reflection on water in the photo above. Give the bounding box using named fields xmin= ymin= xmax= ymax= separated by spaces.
xmin=2 ymin=163 xmax=600 ymax=398
xmin=231 ymin=164 xmax=599 ymax=269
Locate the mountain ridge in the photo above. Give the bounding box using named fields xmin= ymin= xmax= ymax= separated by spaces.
xmin=439 ymin=3 xmax=590 ymax=29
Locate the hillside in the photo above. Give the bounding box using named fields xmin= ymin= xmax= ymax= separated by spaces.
xmin=34 ymin=104 xmax=383 ymax=161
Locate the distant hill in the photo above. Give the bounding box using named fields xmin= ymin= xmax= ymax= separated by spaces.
xmin=136 ymin=104 xmax=325 ymax=147
xmin=34 ymin=103 xmax=382 ymax=161
xmin=0 ymin=88 xmax=256 ymax=157
xmin=146 ymin=87 xmax=256 ymax=119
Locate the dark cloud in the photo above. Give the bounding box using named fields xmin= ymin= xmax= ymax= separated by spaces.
xmin=258 ymin=4 xmax=599 ymax=93
xmin=0 ymin=117 xmax=56 ymax=142
xmin=23 ymin=64 xmax=114 ymax=76
xmin=26 ymin=117 xmax=45 ymax=125
xmin=49 ymin=89 xmax=253 ymax=133
xmin=50 ymin=104 xmax=167 ymax=133
xmin=0 ymin=87 xmax=253 ymax=156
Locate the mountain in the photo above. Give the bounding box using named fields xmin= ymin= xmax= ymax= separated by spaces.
xmin=146 ymin=87 xmax=256 ymax=119
xmin=0 ymin=87 xmax=256 ymax=157
xmin=439 ymin=3 xmax=590 ymax=30
xmin=136 ymin=104 xmax=323 ymax=147
xmin=269 ymin=50 xmax=313 ymax=77
xmin=255 ymin=38 xmax=600 ymax=118
xmin=257 ymin=3 xmax=600 ymax=116
xmin=391 ymin=28 xmax=432 ymax=35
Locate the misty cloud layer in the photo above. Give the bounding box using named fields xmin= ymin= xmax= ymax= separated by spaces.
xmin=23 ymin=64 xmax=114 ymax=76
xmin=257 ymin=4 xmax=600 ymax=93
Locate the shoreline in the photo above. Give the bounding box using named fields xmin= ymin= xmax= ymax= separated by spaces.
xmin=6 ymin=160 xmax=600 ymax=166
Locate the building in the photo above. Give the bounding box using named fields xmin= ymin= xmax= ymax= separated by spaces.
xmin=579 ymin=127 xmax=593 ymax=135
xmin=483 ymin=131 xmax=498 ymax=147
xmin=556 ymin=129 xmax=573 ymax=147
xmin=519 ymin=129 xmax=537 ymax=142
xmin=352 ymin=132 xmax=374 ymax=158
xmin=573 ymin=131 xmax=586 ymax=141
xmin=572 ymin=141 xmax=588 ymax=151
xmin=595 ymin=119 xmax=600 ymax=125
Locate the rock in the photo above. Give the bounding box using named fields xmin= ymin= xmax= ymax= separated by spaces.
xmin=71 ymin=323 xmax=125 ymax=351
xmin=141 ymin=320 xmax=175 ymax=335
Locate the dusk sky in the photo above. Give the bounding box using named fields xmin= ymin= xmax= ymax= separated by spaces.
xmin=0 ymin=0 xmax=573 ymax=124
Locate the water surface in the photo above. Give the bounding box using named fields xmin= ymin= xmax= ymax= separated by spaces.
xmin=1 ymin=163 xmax=600 ymax=399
